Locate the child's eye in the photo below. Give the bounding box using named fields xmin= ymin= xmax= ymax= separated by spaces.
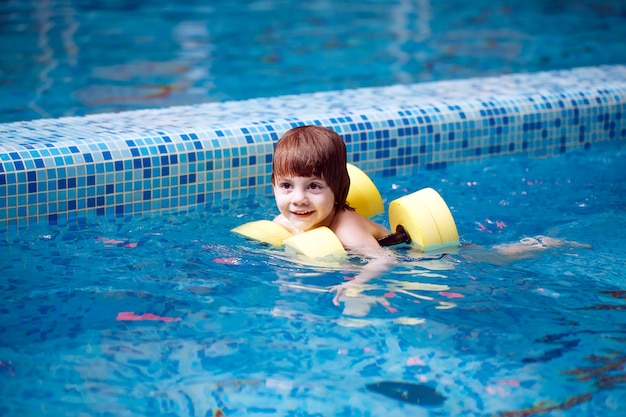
xmin=278 ymin=182 xmax=292 ymax=189
xmin=308 ymin=182 xmax=323 ymax=190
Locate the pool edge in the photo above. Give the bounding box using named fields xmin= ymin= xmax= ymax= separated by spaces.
xmin=0 ymin=65 xmax=625 ymax=233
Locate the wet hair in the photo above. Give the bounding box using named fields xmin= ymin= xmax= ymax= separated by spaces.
xmin=271 ymin=125 xmax=352 ymax=211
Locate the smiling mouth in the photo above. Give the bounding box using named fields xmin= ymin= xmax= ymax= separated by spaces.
xmin=291 ymin=210 xmax=314 ymax=217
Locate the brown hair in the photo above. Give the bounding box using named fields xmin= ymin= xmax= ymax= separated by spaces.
xmin=271 ymin=125 xmax=352 ymax=211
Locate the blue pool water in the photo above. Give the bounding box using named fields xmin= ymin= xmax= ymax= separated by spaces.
xmin=1 ymin=145 xmax=625 ymax=416
xmin=1 ymin=0 xmax=626 ymax=415
xmin=1 ymin=0 xmax=626 ymax=123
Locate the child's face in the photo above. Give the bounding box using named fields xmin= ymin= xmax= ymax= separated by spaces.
xmin=273 ymin=175 xmax=336 ymax=232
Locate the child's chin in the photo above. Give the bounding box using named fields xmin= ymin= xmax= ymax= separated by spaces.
xmin=289 ymin=217 xmax=316 ymax=230
xmin=294 ymin=222 xmax=317 ymax=233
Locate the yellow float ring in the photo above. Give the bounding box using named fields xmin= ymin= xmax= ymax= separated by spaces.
xmin=388 ymin=191 xmax=442 ymax=251
xmin=232 ymin=168 xmax=459 ymax=259
xmin=420 ymin=187 xmax=459 ymax=247
xmin=387 ymin=188 xmax=459 ymax=252
xmin=231 ymin=220 xmax=293 ymax=247
xmin=283 ymin=227 xmax=347 ymax=260
xmin=346 ymin=163 xmax=384 ymax=218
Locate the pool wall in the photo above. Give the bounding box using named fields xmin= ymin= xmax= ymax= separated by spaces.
xmin=1 ymin=65 xmax=625 ymax=233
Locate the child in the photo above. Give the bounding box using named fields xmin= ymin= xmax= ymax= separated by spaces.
xmin=270 ymin=125 xmax=591 ymax=312
xmin=272 ymin=125 xmax=389 ymax=247
xmin=271 ymin=125 xmax=396 ymax=305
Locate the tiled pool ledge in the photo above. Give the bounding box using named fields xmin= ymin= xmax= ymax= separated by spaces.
xmin=1 ymin=65 xmax=625 ymax=232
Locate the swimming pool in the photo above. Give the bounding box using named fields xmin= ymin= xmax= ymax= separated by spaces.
xmin=1 ymin=145 xmax=625 ymax=416
xmin=1 ymin=0 xmax=626 ymax=416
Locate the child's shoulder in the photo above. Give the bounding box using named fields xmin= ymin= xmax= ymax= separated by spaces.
xmin=333 ymin=209 xmax=389 ymax=239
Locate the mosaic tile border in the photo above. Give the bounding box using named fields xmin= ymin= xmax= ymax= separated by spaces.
xmin=1 ymin=65 xmax=625 ymax=232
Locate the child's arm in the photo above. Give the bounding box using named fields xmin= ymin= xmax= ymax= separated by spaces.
xmin=329 ymin=210 xmax=396 ymax=306
xmin=328 ymin=246 xmax=396 ymax=306
xmin=463 ymin=236 xmax=591 ymax=265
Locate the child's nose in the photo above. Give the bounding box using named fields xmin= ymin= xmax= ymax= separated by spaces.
xmin=292 ymin=188 xmax=308 ymax=204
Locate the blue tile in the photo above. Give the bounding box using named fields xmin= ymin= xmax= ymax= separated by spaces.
xmin=0 ymin=65 xmax=624 ymax=227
